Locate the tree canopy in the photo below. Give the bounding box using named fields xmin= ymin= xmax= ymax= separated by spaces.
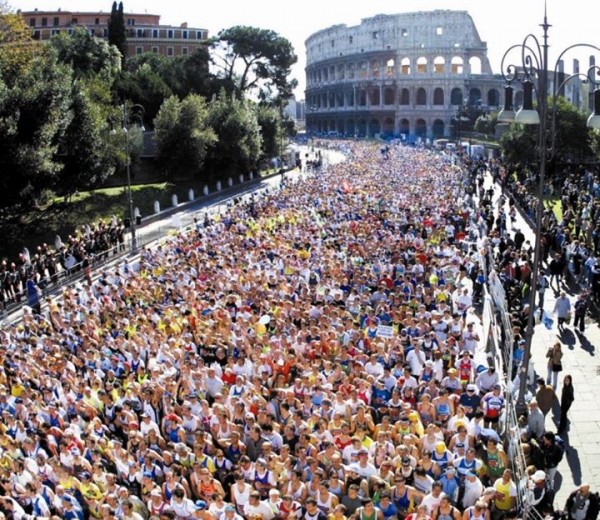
xmin=500 ymin=96 xmax=593 ymax=176
xmin=211 ymin=26 xmax=297 ymax=106
xmin=107 ymin=1 xmax=126 ymax=65
xmin=154 ymin=95 xmax=217 ymax=179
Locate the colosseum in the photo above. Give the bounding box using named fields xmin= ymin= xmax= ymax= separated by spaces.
xmin=305 ymin=10 xmax=508 ymax=140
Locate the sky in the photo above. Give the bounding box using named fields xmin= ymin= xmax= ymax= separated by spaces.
xmin=12 ymin=0 xmax=600 ymax=100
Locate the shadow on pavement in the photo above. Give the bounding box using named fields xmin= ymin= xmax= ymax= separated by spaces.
xmin=575 ymin=330 xmax=596 ymax=356
xmin=559 ymin=328 xmax=577 ymax=348
xmin=563 ymin=432 xmax=583 ymax=486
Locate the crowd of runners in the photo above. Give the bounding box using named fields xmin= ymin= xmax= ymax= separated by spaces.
xmin=0 ymin=142 xmax=594 ymax=520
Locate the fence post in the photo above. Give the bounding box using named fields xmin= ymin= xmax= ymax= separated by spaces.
xmin=172 ymin=194 xmax=178 ymax=207
xmin=153 ymin=201 xmax=160 ymax=214
xmin=203 ymin=185 xmax=209 ymax=196
xmin=188 ymin=189 xmax=194 ymax=202
xmin=216 ymin=181 xmax=222 ymax=192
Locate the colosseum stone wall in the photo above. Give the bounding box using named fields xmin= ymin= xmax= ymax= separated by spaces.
xmin=305 ymin=10 xmax=509 ymax=140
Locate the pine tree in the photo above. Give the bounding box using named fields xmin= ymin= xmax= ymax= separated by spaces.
xmin=108 ymin=1 xmax=127 ymax=65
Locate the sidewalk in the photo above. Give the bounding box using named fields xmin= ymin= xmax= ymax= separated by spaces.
xmin=499 ymin=182 xmax=600 ymax=507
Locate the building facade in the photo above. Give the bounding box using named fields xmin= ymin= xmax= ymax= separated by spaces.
xmin=305 ymin=10 xmax=505 ymax=140
xmin=20 ymin=9 xmax=208 ymax=59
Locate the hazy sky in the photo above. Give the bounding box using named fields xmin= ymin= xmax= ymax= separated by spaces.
xmin=13 ymin=0 xmax=600 ymax=99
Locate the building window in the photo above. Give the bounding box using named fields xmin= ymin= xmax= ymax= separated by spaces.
xmin=33 ymin=30 xmax=40 ymax=40
xmin=53 ymin=29 xmax=62 ymax=35
xmin=153 ymin=29 xmax=158 ymax=38
xmin=167 ymin=47 xmax=174 ymax=57
xmin=168 ymin=29 xmax=173 ymax=38
xmin=71 ymin=18 xmax=77 ymax=24
xmin=182 ymin=47 xmax=189 ymax=55
xmin=183 ymin=30 xmax=188 ymax=39
xmin=53 ymin=17 xmax=59 ymax=27
xmin=137 ymin=29 xmax=144 ymax=37
xmin=401 ymin=28 xmax=408 ymax=37
xmin=349 ymin=35 xmax=353 ymax=44
xmin=436 ymin=26 xmax=443 ymax=35
xmin=136 ymin=46 xmax=143 ymax=55
xmin=331 ymin=39 xmax=334 ymax=48
xmin=41 ymin=17 xmax=47 ymax=27
xmin=196 ymin=30 xmax=203 ymax=39
xmin=103 ymin=28 xmax=108 ymax=37
xmin=372 ymin=31 xmax=378 ymax=39
xmin=29 ymin=18 xmax=35 ymax=27
xmin=152 ymin=46 xmax=159 ymax=53
xmin=127 ymin=18 xmax=135 ymax=26
xmin=95 ymin=18 xmax=100 ymax=24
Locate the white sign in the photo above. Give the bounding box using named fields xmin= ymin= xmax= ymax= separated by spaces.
xmin=376 ymin=325 xmax=394 ymax=338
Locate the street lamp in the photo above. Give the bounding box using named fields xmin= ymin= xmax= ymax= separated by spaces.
xmin=497 ymin=3 xmax=600 ymax=414
xmin=112 ymin=103 xmax=145 ymax=253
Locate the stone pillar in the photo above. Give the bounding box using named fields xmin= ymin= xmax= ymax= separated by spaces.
xmin=153 ymin=201 xmax=160 ymax=214
xmin=171 ymin=194 xmax=178 ymax=207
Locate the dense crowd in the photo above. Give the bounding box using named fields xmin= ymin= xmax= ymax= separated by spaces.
xmin=0 ymin=220 xmax=126 ymax=312
xmin=503 ymin=167 xmax=600 ymax=303
xmin=0 ymin=142 xmax=588 ymax=520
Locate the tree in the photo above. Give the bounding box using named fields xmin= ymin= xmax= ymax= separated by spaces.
xmin=204 ymin=90 xmax=262 ymax=178
xmin=51 ymin=26 xmax=121 ymax=82
xmin=0 ymin=52 xmax=73 ymax=212
xmin=55 ymin=89 xmax=115 ymax=201
xmin=500 ymin=97 xmax=593 ymax=177
xmin=211 ymin=26 xmax=297 ymax=105
xmin=113 ymin=63 xmax=173 ymax=129
xmin=254 ymin=104 xmax=282 ymax=159
xmin=0 ymin=2 xmax=36 ymax=86
xmin=108 ymin=1 xmax=127 ymax=65
xmin=474 ymin=112 xmax=497 ymax=137
xmin=154 ymin=95 xmax=217 ymax=180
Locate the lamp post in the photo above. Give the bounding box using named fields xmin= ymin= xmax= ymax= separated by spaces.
xmin=112 ymin=103 xmax=145 ymax=253
xmin=497 ymin=3 xmax=600 ymax=415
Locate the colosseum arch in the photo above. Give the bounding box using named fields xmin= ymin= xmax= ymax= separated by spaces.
xmin=358 ymin=89 xmax=367 ymax=106
xmin=415 ymin=119 xmax=427 ymax=137
xmin=369 ymin=118 xmax=381 ymax=136
xmin=347 ymin=119 xmax=355 ymax=135
xmin=400 ymin=118 xmax=410 ymax=136
xmin=337 ymin=64 xmax=345 ymax=80
xmin=487 ymin=88 xmax=500 ymax=107
xmin=416 ymin=88 xmax=427 ymax=105
xmin=347 ymin=64 xmax=355 ymax=79
xmin=357 ymin=118 xmax=367 ymax=137
xmin=416 ymin=57 xmax=428 ymax=73
xmin=468 ymin=87 xmax=482 ymax=106
xmin=432 ymin=119 xmax=445 ymax=137
xmin=371 ymin=59 xmax=381 ymax=78
xmin=359 ymin=61 xmax=368 ymax=78
xmin=434 ymin=56 xmax=445 ymax=74
xmin=386 ymin=58 xmax=395 ymax=77
xmin=451 ymin=56 xmax=464 ymax=74
xmin=469 ymin=56 xmax=482 ymax=74
xmin=329 ymin=92 xmax=335 ymax=107
xmin=336 ymin=92 xmax=344 ymax=107
xmin=400 ymin=88 xmax=410 ymax=105
xmin=433 ymin=88 xmax=444 ymax=106
xmin=369 ymin=88 xmax=381 ymax=106
xmin=384 ymin=87 xmax=395 ymax=105
xmin=450 ymin=88 xmax=463 ymax=106
xmin=400 ymin=57 xmax=411 ymax=75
